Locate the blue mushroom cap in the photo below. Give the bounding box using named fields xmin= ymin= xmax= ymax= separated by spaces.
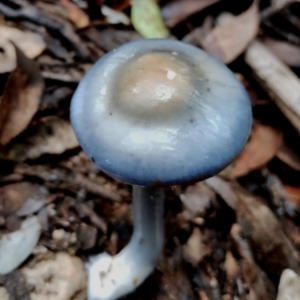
xmin=71 ymin=39 xmax=252 ymax=186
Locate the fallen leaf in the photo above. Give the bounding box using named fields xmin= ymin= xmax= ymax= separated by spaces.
xmin=162 ymin=0 xmax=219 ymax=27
xmin=183 ymin=227 xmax=210 ymax=266
xmin=0 ymin=182 xmax=48 ymax=217
xmin=282 ymin=185 xmax=300 ymax=208
xmin=264 ymin=38 xmax=300 ymax=68
xmin=232 ymin=124 xmax=283 ymax=177
xmin=60 ymin=0 xmax=90 ymax=28
xmin=0 ymin=47 xmax=44 ymax=146
xmin=0 ymin=25 xmax=46 ymax=59
xmin=236 ymin=191 xmax=299 ymax=280
xmin=22 ymin=252 xmax=87 ymax=300
xmin=131 ymin=0 xmax=170 ymax=38
xmin=201 ymin=1 xmax=259 ymax=63
xmin=3 ymin=117 xmax=79 ymax=161
xmin=276 ymin=141 xmax=300 ymax=171
xmin=205 ymin=176 xmax=237 ymax=209
xmin=277 ymin=269 xmax=300 ymax=300
xmin=0 ymin=39 xmax=16 ymax=73
xmin=102 ymin=5 xmax=130 ymax=25
xmin=0 ymin=217 xmax=41 ymax=275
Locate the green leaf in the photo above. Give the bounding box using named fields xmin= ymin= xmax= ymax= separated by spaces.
xmin=131 ymin=0 xmax=170 ymax=39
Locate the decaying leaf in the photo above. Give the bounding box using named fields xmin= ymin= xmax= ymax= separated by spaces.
xmin=232 ymin=124 xmax=283 ymax=177
xmin=60 ymin=0 xmax=90 ymax=28
xmin=0 ymin=182 xmax=48 ymax=217
xmin=131 ymin=0 xmax=170 ymax=38
xmin=0 ymin=48 xmax=44 ymax=146
xmin=264 ymin=38 xmax=300 ymax=68
xmin=162 ymin=0 xmax=219 ymax=27
xmin=276 ymin=269 xmax=300 ymax=300
xmin=236 ymin=191 xmax=299 ymax=279
xmin=3 ymin=117 xmax=79 ymax=161
xmin=0 ymin=217 xmax=41 ymax=275
xmin=201 ymin=1 xmax=259 ymax=63
xmin=0 ymin=25 xmax=46 ymax=59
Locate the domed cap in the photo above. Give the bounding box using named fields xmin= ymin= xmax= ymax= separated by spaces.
xmin=71 ymin=39 xmax=252 ymax=186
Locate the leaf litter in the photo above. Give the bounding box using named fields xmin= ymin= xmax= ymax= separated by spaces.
xmin=0 ymin=0 xmax=300 ymax=299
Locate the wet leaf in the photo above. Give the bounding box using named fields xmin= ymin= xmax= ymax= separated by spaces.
xmin=162 ymin=0 xmax=219 ymax=27
xmin=232 ymin=124 xmax=283 ymax=177
xmin=3 ymin=117 xmax=79 ymax=161
xmin=131 ymin=0 xmax=170 ymax=38
xmin=0 ymin=48 xmax=44 ymax=146
xmin=201 ymin=1 xmax=259 ymax=63
xmin=60 ymin=0 xmax=90 ymax=28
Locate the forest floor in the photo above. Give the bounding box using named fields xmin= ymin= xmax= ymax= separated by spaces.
xmin=1 ymin=0 xmax=300 ymax=299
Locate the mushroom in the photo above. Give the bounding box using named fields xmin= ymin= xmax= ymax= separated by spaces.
xmin=70 ymin=39 xmax=252 ymax=300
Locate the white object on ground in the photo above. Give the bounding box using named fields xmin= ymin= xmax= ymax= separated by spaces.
xmin=276 ymin=269 xmax=300 ymax=300
xmin=0 ymin=216 xmax=41 ymax=275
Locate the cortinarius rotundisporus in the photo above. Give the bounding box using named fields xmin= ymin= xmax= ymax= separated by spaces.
xmin=70 ymin=39 xmax=252 ymax=300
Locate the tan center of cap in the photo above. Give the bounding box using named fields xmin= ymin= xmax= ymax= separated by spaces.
xmin=113 ymin=52 xmax=193 ymax=118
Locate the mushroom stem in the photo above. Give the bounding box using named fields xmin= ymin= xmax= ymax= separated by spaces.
xmin=88 ymin=186 xmax=164 ymax=300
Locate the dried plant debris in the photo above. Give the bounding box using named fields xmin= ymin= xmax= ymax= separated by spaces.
xmin=2 ymin=117 xmax=79 ymax=161
xmin=0 ymin=47 xmax=44 ymax=146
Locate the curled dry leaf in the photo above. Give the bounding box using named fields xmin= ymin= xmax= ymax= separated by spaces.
xmin=276 ymin=269 xmax=300 ymax=300
xmin=0 ymin=39 xmax=16 ymax=73
xmin=245 ymin=41 xmax=300 ymax=133
xmin=0 ymin=25 xmax=46 ymax=59
xmin=3 ymin=117 xmax=79 ymax=161
xmin=0 ymin=217 xmax=41 ymax=275
xmin=162 ymin=0 xmax=219 ymax=27
xmin=0 ymin=48 xmax=44 ymax=146
xmin=22 ymin=252 xmax=87 ymax=300
xmin=0 ymin=182 xmax=48 ymax=217
xmin=201 ymin=1 xmax=259 ymax=63
xmin=232 ymin=124 xmax=283 ymax=177
xmin=60 ymin=0 xmax=89 ymax=28
xmin=264 ymin=38 xmax=300 ymax=68
xmin=236 ymin=191 xmax=299 ymax=279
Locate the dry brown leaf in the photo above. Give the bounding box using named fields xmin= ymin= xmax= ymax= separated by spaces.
xmin=201 ymin=1 xmax=259 ymax=63
xmin=236 ymin=191 xmax=299 ymax=279
xmin=276 ymin=142 xmax=300 ymax=171
xmin=283 ymin=185 xmax=300 ymax=208
xmin=232 ymin=124 xmax=283 ymax=177
xmin=162 ymin=0 xmax=219 ymax=27
xmin=0 ymin=39 xmax=16 ymax=73
xmin=0 ymin=25 xmax=45 ymax=59
xmin=60 ymin=0 xmax=90 ymax=28
xmin=0 ymin=182 xmax=48 ymax=217
xmin=0 ymin=48 xmax=44 ymax=146
xmin=264 ymin=38 xmax=300 ymax=68
xmin=3 ymin=117 xmax=79 ymax=161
